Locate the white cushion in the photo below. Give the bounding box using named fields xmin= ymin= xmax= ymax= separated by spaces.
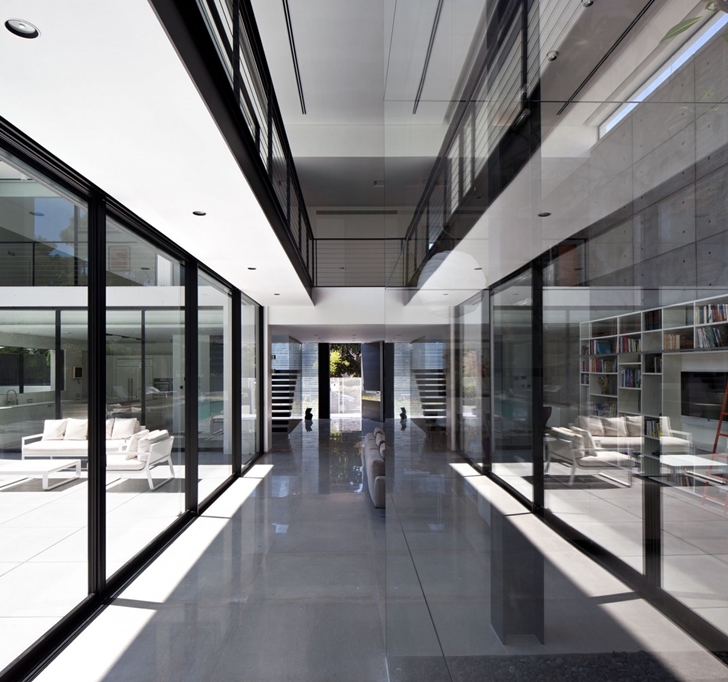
xmin=624 ymin=416 xmax=642 ymax=437
xmin=577 ymin=415 xmax=604 ymax=436
xmin=42 ymin=419 xmax=68 ymax=441
xmin=64 ymin=418 xmax=88 ymax=441
xmin=374 ymin=427 xmax=384 ymax=436
xmin=138 ymin=430 xmax=169 ymax=462
xmin=106 ymin=418 xmax=115 ymax=439
xmin=602 ymin=417 xmax=627 ymax=437
xmin=660 ymin=416 xmax=672 ymax=436
xmin=125 ymin=429 xmax=150 ymax=458
xmin=376 ymin=433 xmax=385 ymax=447
xmin=379 ymin=443 xmax=386 ymax=459
xmin=111 ymin=418 xmax=138 ymax=440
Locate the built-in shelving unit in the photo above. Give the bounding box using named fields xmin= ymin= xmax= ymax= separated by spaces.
xmin=579 ymin=294 xmax=728 ymax=450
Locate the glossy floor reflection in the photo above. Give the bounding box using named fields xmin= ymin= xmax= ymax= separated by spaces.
xmin=34 ymin=419 xmax=728 ymax=682
xmin=36 ymin=419 xmax=386 ymax=682
xmin=387 ymin=421 xmax=728 ymax=682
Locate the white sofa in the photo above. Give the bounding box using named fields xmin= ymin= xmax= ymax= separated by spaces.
xmin=574 ymin=415 xmax=692 ymax=454
xmin=22 ymin=418 xmax=145 ymax=459
xmin=363 ymin=428 xmax=385 ymax=508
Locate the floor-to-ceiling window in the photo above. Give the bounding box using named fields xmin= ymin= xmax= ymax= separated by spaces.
xmin=198 ymin=271 xmax=233 ymax=501
xmin=0 ymin=149 xmax=89 ymax=669
xmin=492 ymin=268 xmax=534 ymax=500
xmin=105 ymin=218 xmax=186 ymax=575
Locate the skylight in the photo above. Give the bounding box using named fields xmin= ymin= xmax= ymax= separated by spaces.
xmin=599 ymin=12 xmax=728 ymax=138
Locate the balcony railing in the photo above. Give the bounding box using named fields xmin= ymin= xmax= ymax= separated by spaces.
xmin=315 ymin=238 xmax=405 ymax=287
xmin=196 ymin=0 xmax=315 ymax=284
xmin=401 ymin=0 xmax=558 ymax=287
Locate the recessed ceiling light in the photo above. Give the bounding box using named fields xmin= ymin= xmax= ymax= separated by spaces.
xmin=474 ymin=267 xmax=482 ymax=271
xmin=5 ymin=19 xmax=40 ymax=39
xmin=443 ymin=293 xmax=449 ymax=296
xmin=29 ymin=211 xmax=44 ymax=217
xmin=140 ymin=267 xmax=150 ymax=271
xmin=538 ymin=212 xmax=551 ymax=217
xmin=274 ymin=293 xmax=280 ymax=296
xmin=192 ymin=210 xmax=206 ymax=216
xmin=248 ymin=267 xmax=256 ymax=271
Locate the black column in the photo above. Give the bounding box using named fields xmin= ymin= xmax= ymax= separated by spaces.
xmin=185 ymin=259 xmax=199 ymax=512
xmin=88 ymin=194 xmax=106 ymax=594
xmin=231 ymin=290 xmax=242 ymax=474
xmin=318 ymin=343 xmax=330 ymax=419
xmin=383 ymin=343 xmax=395 ymax=420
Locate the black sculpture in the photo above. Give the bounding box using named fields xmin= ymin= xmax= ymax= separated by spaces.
xmin=305 ymin=407 xmax=313 ymax=421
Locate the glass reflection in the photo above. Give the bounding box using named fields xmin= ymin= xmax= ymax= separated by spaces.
xmin=492 ymin=269 xmax=534 ymax=500
xmin=105 ymin=219 xmax=185 ymax=576
xmin=0 ymin=151 xmax=88 ymax=670
xmin=198 ymin=272 xmax=233 ymax=500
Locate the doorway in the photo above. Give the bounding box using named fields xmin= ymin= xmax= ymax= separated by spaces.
xmin=329 ymin=344 xmax=361 ymax=417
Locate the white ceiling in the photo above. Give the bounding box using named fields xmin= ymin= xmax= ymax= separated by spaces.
xmin=0 ymin=0 xmax=312 ymax=307
xmin=250 ymin=0 xmax=488 ymax=209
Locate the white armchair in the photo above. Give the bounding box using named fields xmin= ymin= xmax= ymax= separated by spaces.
xmin=546 ymin=426 xmax=635 ymax=487
xmin=107 ymin=435 xmax=175 ymax=490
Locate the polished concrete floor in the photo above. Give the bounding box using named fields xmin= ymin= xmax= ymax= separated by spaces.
xmin=34 ymin=419 xmax=728 ymax=681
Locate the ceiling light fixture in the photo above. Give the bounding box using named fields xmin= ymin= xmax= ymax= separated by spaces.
xmin=29 ymin=211 xmax=44 ymax=217
xmin=248 ymin=267 xmax=256 ymax=270
xmin=192 ymin=210 xmax=206 ymax=216
xmin=538 ymin=212 xmax=551 ymax=217
xmin=5 ymin=19 xmax=39 ymax=39
xmin=474 ymin=267 xmax=482 ymax=271
xmin=274 ymin=293 xmax=280 ymax=296
xmin=547 ymin=50 xmax=559 ymax=62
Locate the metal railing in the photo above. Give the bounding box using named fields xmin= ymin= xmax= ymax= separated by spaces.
xmin=401 ymin=0 xmax=537 ymax=287
xmin=315 ymin=238 xmax=405 ymax=287
xmin=197 ymin=0 xmax=315 ymax=284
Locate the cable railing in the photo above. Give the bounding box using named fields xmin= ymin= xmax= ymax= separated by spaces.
xmin=197 ymin=0 xmax=315 ymax=285
xmin=400 ymin=0 xmax=536 ymax=287
xmin=315 ymin=238 xmax=405 ymax=287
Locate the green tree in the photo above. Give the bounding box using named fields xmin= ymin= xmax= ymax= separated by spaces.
xmin=329 ymin=343 xmax=361 ymax=377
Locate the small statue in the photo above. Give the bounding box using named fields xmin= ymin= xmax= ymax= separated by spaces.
xmin=305 ymin=407 xmax=313 ymax=421
xmin=400 ymin=406 xmax=407 ymax=430
xmin=400 ymin=407 xmax=407 ymax=419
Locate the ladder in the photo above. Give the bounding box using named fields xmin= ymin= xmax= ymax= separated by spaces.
xmin=702 ymin=381 xmax=728 ymax=512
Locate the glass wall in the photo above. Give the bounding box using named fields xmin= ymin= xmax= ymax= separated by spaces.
xmin=456 ymin=291 xmax=490 ymax=470
xmin=0 ymin=150 xmax=89 ymax=669
xmin=198 ymin=272 xmax=233 ymax=500
xmin=492 ymin=269 xmax=534 ymax=500
xmin=0 ymin=127 xmax=260 ymax=675
xmin=105 ymin=219 xmax=186 ymax=575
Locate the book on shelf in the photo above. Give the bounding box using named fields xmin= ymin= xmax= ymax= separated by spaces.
xmin=620 ymin=336 xmax=641 ymax=353
xmin=645 ymin=355 xmax=662 ymax=373
xmin=664 ymin=332 xmax=692 ymax=350
xmin=620 ymin=367 xmax=641 ymax=388
xmin=590 ymin=358 xmax=616 ymax=372
xmin=696 ymin=325 xmax=728 ymax=349
xmin=645 ymin=419 xmax=661 ymax=438
xmin=696 ymin=303 xmax=728 ymax=325
xmin=590 ymin=339 xmax=616 ymax=355
xmin=592 ymin=402 xmax=617 ymax=418
xmin=644 ymin=310 xmax=661 ymax=331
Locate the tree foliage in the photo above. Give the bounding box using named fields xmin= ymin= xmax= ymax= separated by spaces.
xmin=329 ymin=343 xmax=361 ymax=377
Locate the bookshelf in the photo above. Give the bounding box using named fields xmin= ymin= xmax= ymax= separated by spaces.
xmin=579 ymin=293 xmax=728 ymax=451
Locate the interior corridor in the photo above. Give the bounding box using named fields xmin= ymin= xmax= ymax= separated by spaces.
xmin=35 ymin=420 xmax=728 ymax=682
